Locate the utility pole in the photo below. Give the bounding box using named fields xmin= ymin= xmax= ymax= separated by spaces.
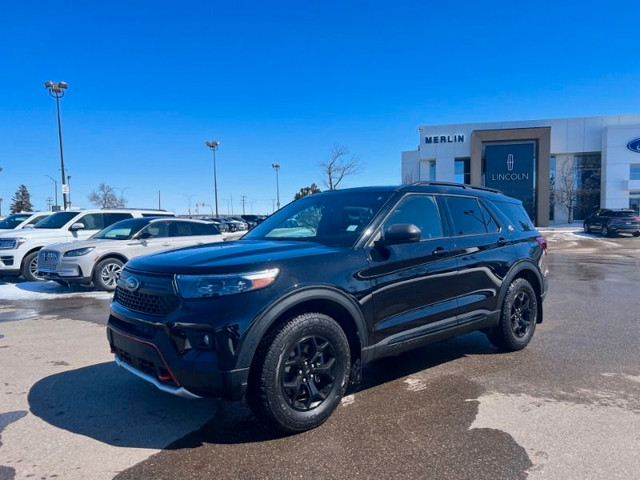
xmin=46 ymin=197 xmax=53 ymax=211
xmin=158 ymin=190 xmax=161 ymax=210
xmin=241 ymin=195 xmax=247 ymax=215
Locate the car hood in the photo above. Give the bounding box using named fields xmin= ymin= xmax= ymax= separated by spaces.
xmin=0 ymin=228 xmax=68 ymax=240
xmin=125 ymin=239 xmax=345 ymax=274
xmin=42 ymin=238 xmax=120 ymax=252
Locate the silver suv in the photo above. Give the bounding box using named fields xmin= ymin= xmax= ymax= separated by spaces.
xmin=38 ymin=217 xmax=224 ymax=290
xmin=0 ymin=208 xmax=174 ymax=281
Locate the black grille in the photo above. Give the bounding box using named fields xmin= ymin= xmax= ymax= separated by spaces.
xmin=108 ymin=315 xmax=156 ymax=339
xmin=115 ymin=286 xmax=180 ymax=315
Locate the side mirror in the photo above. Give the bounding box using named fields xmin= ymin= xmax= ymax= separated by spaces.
xmin=70 ymin=223 xmax=85 ymax=231
xmin=378 ymin=223 xmax=422 ymax=247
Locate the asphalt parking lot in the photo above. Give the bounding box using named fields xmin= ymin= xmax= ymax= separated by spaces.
xmin=1 ymin=230 xmax=639 ymax=480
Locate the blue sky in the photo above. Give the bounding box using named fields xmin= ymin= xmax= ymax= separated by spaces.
xmin=1 ymin=0 xmax=639 ymax=215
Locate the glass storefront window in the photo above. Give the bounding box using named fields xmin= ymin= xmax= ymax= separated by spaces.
xmin=429 ymin=161 xmax=436 ymax=181
xmin=630 ymin=192 xmax=640 ymax=213
xmin=454 ymin=158 xmax=470 ymax=184
xmin=630 ymin=164 xmax=640 ymax=181
xmin=573 ymin=154 xmax=601 ymax=220
xmin=549 ymin=156 xmax=556 ymax=221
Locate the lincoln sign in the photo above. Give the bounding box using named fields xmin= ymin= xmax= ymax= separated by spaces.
xmin=484 ymin=143 xmax=535 ymax=220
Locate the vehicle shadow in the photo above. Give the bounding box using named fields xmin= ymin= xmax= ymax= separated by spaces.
xmin=115 ymin=334 xmax=532 ymax=480
xmin=29 ymin=332 xmax=500 ymax=450
xmin=28 ymin=361 xmax=219 ymax=449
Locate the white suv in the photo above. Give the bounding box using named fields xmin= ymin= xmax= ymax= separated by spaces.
xmin=38 ymin=217 xmax=224 ymax=290
xmin=0 ymin=212 xmax=53 ymax=230
xmin=0 ymin=209 xmax=174 ymax=282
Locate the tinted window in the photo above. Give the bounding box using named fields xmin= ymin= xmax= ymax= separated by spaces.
xmin=0 ymin=213 xmax=31 ymax=229
xmin=104 ymin=213 xmax=134 ymax=226
xmin=34 ymin=211 xmax=79 ymax=229
xmin=446 ymin=196 xmax=497 ymax=236
xmin=384 ymin=195 xmax=443 ymax=239
xmin=611 ymin=211 xmax=636 ymax=218
xmin=140 ymin=222 xmax=169 ymax=238
xmin=492 ymin=201 xmax=534 ymax=232
xmin=77 ymin=213 xmax=104 ymax=230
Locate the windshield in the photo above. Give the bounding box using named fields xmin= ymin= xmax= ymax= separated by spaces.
xmin=245 ymin=190 xmax=393 ymax=247
xmin=0 ymin=213 xmax=31 ymax=229
xmin=33 ymin=211 xmax=79 ymax=229
xmin=92 ymin=218 xmax=151 ymax=240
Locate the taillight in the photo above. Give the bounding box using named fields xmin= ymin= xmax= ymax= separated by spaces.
xmin=536 ymin=236 xmax=548 ymax=254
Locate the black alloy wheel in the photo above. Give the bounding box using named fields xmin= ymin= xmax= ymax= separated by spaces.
xmin=281 ymin=335 xmax=338 ymax=411
xmin=486 ymin=278 xmax=538 ymax=351
xmin=602 ymin=225 xmax=610 ymax=237
xmin=246 ymin=312 xmax=350 ymax=433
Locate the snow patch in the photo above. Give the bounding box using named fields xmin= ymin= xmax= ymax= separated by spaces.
xmin=0 ymin=282 xmax=111 ymax=301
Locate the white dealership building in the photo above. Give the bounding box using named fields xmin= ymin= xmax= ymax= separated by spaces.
xmin=401 ymin=115 xmax=640 ymax=226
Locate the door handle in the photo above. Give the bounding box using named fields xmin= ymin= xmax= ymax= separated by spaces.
xmin=433 ymin=246 xmax=449 ymax=257
xmin=162 ymin=243 xmax=171 ymax=247
xmin=497 ymin=237 xmax=507 ymax=246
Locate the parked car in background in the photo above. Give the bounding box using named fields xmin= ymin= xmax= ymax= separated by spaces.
xmin=219 ymin=217 xmax=247 ymax=232
xmin=205 ymin=218 xmax=229 ymax=233
xmin=240 ymin=214 xmax=264 ymax=229
xmin=0 ymin=211 xmax=52 ymax=230
xmin=583 ymin=209 xmax=640 ymax=237
xmin=229 ymin=217 xmax=249 ymax=230
xmin=107 ymin=183 xmax=548 ymax=433
xmin=38 ymin=217 xmax=223 ymax=290
xmin=0 ymin=208 xmax=174 ymax=281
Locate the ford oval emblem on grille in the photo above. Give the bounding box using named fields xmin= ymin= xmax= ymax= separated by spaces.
xmin=125 ymin=276 xmax=141 ymax=292
xmin=628 ymin=138 xmax=640 ymax=153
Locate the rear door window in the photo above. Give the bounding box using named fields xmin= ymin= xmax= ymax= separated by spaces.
xmin=445 ymin=196 xmax=499 ymax=236
xmin=491 ymin=201 xmax=534 ymax=232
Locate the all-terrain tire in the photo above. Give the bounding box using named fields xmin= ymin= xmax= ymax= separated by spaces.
xmin=246 ymin=312 xmax=350 ymax=433
xmin=487 ymin=278 xmax=538 ymax=352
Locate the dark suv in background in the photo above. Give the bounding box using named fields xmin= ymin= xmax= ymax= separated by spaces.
xmin=107 ymin=183 xmax=549 ymax=432
xmin=583 ymin=209 xmax=640 ymax=237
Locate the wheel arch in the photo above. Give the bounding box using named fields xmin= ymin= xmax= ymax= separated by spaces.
xmin=21 ymin=246 xmax=43 ymax=266
xmin=500 ymin=261 xmax=544 ymax=324
xmin=93 ymin=253 xmax=129 ymax=273
xmin=238 ymin=287 xmax=367 ymax=372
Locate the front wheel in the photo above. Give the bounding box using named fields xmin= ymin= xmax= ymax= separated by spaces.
xmin=583 ymin=223 xmax=590 ymax=233
xmin=487 ymin=278 xmax=538 ymax=351
xmin=602 ymin=225 xmax=610 ymax=237
xmin=246 ymin=313 xmax=350 ymax=433
xmin=92 ymin=258 xmax=124 ymax=291
xmin=21 ymin=251 xmax=45 ymax=282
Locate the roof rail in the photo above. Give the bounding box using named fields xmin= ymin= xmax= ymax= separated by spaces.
xmin=410 ymin=181 xmax=502 ymax=194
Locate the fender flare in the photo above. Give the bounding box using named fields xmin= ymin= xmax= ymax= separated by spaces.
xmin=497 ymin=260 xmax=545 ymax=319
xmin=235 ymin=286 xmax=368 ymax=369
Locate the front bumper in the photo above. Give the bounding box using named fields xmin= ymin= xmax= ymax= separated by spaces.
xmin=107 ymin=312 xmax=249 ymax=400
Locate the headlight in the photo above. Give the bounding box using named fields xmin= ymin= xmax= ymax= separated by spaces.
xmin=64 ymin=247 xmax=95 ymax=257
xmin=175 ymin=268 xmax=279 ymax=299
xmin=0 ymin=237 xmax=26 ymax=250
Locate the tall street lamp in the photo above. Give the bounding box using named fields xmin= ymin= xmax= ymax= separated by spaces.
xmin=44 ymin=81 xmax=70 ymax=210
xmin=115 ymin=186 xmax=130 ymax=207
xmin=205 ymin=141 xmax=220 ymax=217
xmin=45 ymin=175 xmax=58 ymax=211
xmin=272 ymin=163 xmax=281 ymax=211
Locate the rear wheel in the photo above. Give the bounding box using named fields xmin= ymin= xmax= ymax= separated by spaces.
xmin=21 ymin=251 xmax=45 ymax=282
xmin=92 ymin=258 xmax=124 ymax=291
xmin=583 ymin=223 xmax=590 ymax=233
xmin=602 ymin=225 xmax=610 ymax=237
xmin=246 ymin=312 xmax=350 ymax=433
xmin=487 ymin=278 xmax=538 ymax=351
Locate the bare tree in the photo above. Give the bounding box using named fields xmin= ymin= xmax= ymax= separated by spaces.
xmin=320 ymin=145 xmax=362 ymax=190
xmin=88 ymin=183 xmax=125 ymax=208
xmin=554 ymin=162 xmax=577 ymax=223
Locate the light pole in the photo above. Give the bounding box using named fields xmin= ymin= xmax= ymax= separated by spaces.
xmin=45 ymin=175 xmax=58 ymax=211
xmin=184 ymin=194 xmax=196 ymax=215
xmin=205 ymin=141 xmax=220 ymax=217
xmin=115 ymin=186 xmax=130 ymax=207
xmin=44 ymin=81 xmax=69 ymax=210
xmin=272 ymin=163 xmax=281 ymax=211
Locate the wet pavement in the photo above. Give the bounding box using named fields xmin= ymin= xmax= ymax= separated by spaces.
xmin=1 ymin=229 xmax=639 ymax=479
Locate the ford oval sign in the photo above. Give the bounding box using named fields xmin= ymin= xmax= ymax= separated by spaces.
xmin=125 ymin=276 xmax=140 ymax=292
xmin=628 ymin=138 xmax=640 ymax=153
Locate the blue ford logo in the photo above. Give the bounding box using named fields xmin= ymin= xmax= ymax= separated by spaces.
xmin=628 ymin=139 xmax=640 ymax=153
xmin=125 ymin=276 xmax=140 ymax=292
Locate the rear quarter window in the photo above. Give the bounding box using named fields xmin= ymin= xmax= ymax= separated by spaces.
xmin=491 ymin=201 xmax=534 ymax=232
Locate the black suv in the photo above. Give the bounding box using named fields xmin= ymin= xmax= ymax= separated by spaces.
xmin=583 ymin=209 xmax=640 ymax=237
xmin=107 ymin=183 xmax=548 ymax=432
